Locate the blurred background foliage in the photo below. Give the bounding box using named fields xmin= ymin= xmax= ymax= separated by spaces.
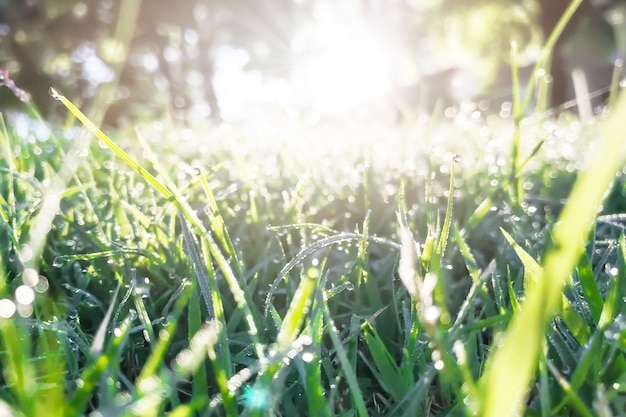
xmin=0 ymin=0 xmax=624 ymax=126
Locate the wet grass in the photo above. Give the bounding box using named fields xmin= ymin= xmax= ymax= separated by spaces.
xmin=0 ymin=3 xmax=625 ymax=412
xmin=1 ymin=78 xmax=625 ymax=417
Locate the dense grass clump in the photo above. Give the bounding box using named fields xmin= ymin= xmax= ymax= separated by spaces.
xmin=0 ymin=78 xmax=625 ymax=417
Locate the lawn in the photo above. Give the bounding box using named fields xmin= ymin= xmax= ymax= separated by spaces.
xmin=0 ymin=75 xmax=625 ymax=417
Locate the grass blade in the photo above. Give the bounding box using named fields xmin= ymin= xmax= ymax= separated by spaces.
xmin=180 ymin=216 xmax=215 ymax=321
xmin=65 ymin=313 xmax=134 ymax=417
xmin=476 ymin=75 xmax=626 ymax=417
xmin=322 ymin=293 xmax=369 ymax=417
xmin=362 ymin=322 xmax=406 ymax=401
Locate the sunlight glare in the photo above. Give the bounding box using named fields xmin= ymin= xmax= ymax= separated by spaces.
xmin=295 ymin=25 xmax=391 ymax=115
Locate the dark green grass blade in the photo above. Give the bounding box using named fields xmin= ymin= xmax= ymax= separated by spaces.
xmin=321 ymin=293 xmax=369 ymax=417
xmin=576 ymin=253 xmax=604 ymax=325
xmin=547 ymin=361 xmax=595 ymax=417
xmin=180 ymin=216 xmax=215 ymax=321
xmin=386 ymin=366 xmax=436 ymax=416
xmin=362 ymin=322 xmax=407 ymax=402
xmin=502 ymin=228 xmax=590 ymax=343
xmin=65 ymin=312 xmax=134 ymax=417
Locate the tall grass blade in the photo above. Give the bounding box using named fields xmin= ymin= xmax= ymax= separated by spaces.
xmin=51 ymin=88 xmax=174 ymax=201
xmin=520 ymin=0 xmax=583 ymax=113
xmin=477 ymin=78 xmax=626 ymax=417
xmin=608 ymin=59 xmax=623 ymax=109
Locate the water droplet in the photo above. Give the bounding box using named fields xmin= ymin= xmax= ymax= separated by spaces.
xmin=15 ymin=285 xmax=35 ymax=305
xmin=49 ymin=87 xmax=61 ymax=101
xmin=0 ymin=299 xmax=16 ymax=318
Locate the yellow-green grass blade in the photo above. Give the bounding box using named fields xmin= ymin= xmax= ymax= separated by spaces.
xmin=520 ymin=0 xmax=583 ymax=114
xmin=476 ymin=81 xmax=626 ymax=417
xmin=133 ymin=128 xmax=263 ymax=361
xmin=0 ymin=315 xmax=37 ymax=416
xmin=433 ymin=157 xmax=456 ymax=325
xmin=52 ymin=248 xmax=161 ymax=267
xmin=51 ymin=89 xmax=174 ymax=201
xmin=303 ymin=291 xmax=331 ymax=417
xmin=276 ymin=271 xmax=316 ymax=350
xmin=608 ymin=60 xmax=623 ymax=110
xmin=501 ymin=228 xmax=540 ymax=292
xmin=198 ymin=167 xmax=244 ymax=275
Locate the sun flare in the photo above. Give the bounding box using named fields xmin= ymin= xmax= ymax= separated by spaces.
xmin=292 ymin=24 xmax=392 ymax=115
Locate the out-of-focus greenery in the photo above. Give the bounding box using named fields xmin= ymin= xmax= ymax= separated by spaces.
xmin=0 ymin=0 xmax=622 ymax=126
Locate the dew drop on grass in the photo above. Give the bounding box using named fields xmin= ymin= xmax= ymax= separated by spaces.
xmin=15 ymin=285 xmax=35 ymax=305
xmin=49 ymin=87 xmax=61 ymax=101
xmin=0 ymin=299 xmax=16 ymax=318
xmin=114 ymin=391 xmax=132 ymax=407
xmin=134 ymin=277 xmax=151 ymax=298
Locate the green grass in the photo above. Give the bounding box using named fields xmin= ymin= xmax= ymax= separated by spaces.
xmin=1 ymin=83 xmax=625 ymax=416
xmin=1 ymin=3 xmax=626 ymax=413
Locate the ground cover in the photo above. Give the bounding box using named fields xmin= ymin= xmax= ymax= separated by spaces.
xmin=0 ymin=81 xmax=625 ymax=417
